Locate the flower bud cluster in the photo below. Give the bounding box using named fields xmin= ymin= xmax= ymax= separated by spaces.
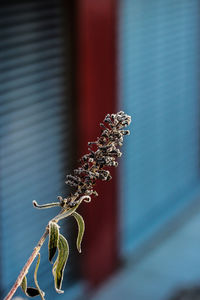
xmin=65 ymin=111 xmax=131 ymax=201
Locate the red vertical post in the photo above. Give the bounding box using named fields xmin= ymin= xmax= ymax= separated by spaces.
xmin=77 ymin=0 xmax=118 ymax=287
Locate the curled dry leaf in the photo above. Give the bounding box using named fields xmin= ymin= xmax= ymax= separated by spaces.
xmin=20 ymin=254 xmax=44 ymax=299
xmin=52 ymin=234 xmax=69 ymax=294
xmin=72 ymin=212 xmax=85 ymax=253
xmin=34 ymin=254 xmax=45 ymax=300
xmin=21 ymin=275 xmax=39 ymax=297
xmin=21 ymin=272 xmax=39 ymax=297
xmin=21 ymin=253 xmax=45 ymax=300
xmin=48 ymin=221 xmax=59 ymax=263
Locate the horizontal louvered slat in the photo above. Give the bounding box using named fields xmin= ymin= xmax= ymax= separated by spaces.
xmin=0 ymin=44 xmax=62 ymax=70
xmin=0 ymin=64 xmax=63 ymax=91
xmin=0 ymin=85 xmax=64 ymax=113
xmin=0 ymin=98 xmax=66 ymax=131
xmin=0 ymin=1 xmax=58 ymax=14
xmin=0 ymin=58 xmax=63 ymax=84
xmin=0 ymin=16 xmax=61 ymax=36
xmin=0 ymin=6 xmax=60 ymax=24
xmin=0 ymin=78 xmax=64 ymax=105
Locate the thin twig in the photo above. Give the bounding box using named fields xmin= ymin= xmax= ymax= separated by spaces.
xmin=4 ymin=227 xmax=49 ymax=300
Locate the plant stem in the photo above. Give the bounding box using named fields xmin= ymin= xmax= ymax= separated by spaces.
xmin=4 ymin=226 xmax=49 ymax=300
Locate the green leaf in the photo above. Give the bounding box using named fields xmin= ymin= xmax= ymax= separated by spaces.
xmin=53 ymin=205 xmax=79 ymax=222
xmin=72 ymin=212 xmax=85 ymax=253
xmin=34 ymin=254 xmax=45 ymax=300
xmin=48 ymin=221 xmax=59 ymax=262
xmin=21 ymin=275 xmax=40 ymax=298
xmin=52 ymin=234 xmax=69 ymax=294
xmin=21 ymin=276 xmax=28 ymax=295
xmin=53 ymin=196 xmax=91 ymax=222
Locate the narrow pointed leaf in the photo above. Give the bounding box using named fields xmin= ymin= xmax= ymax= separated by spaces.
xmin=72 ymin=212 xmax=85 ymax=253
xmin=21 ymin=276 xmax=40 ymax=297
xmin=48 ymin=221 xmax=59 ymax=262
xmin=53 ymin=196 xmax=91 ymax=222
xmin=53 ymin=205 xmax=79 ymax=222
xmin=52 ymin=234 xmax=69 ymax=294
xmin=34 ymin=254 xmax=45 ymax=300
xmin=21 ymin=276 xmax=28 ymax=294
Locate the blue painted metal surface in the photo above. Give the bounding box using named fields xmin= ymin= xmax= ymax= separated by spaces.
xmin=118 ymin=0 xmax=200 ymax=256
xmin=0 ymin=2 xmax=81 ymax=299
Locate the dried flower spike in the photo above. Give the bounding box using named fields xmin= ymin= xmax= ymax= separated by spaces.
xmin=65 ymin=111 xmax=131 ymax=203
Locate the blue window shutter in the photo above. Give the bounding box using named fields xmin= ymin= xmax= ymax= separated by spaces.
xmin=0 ymin=1 xmax=80 ymax=299
xmin=119 ymin=0 xmax=200 ymax=256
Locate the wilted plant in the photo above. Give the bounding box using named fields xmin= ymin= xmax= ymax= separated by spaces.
xmin=4 ymin=111 xmax=131 ymax=300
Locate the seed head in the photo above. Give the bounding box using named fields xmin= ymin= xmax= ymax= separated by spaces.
xmin=65 ymin=111 xmax=131 ymax=201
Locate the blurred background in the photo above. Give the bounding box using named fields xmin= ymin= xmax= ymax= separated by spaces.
xmin=1 ymin=0 xmax=200 ymax=300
